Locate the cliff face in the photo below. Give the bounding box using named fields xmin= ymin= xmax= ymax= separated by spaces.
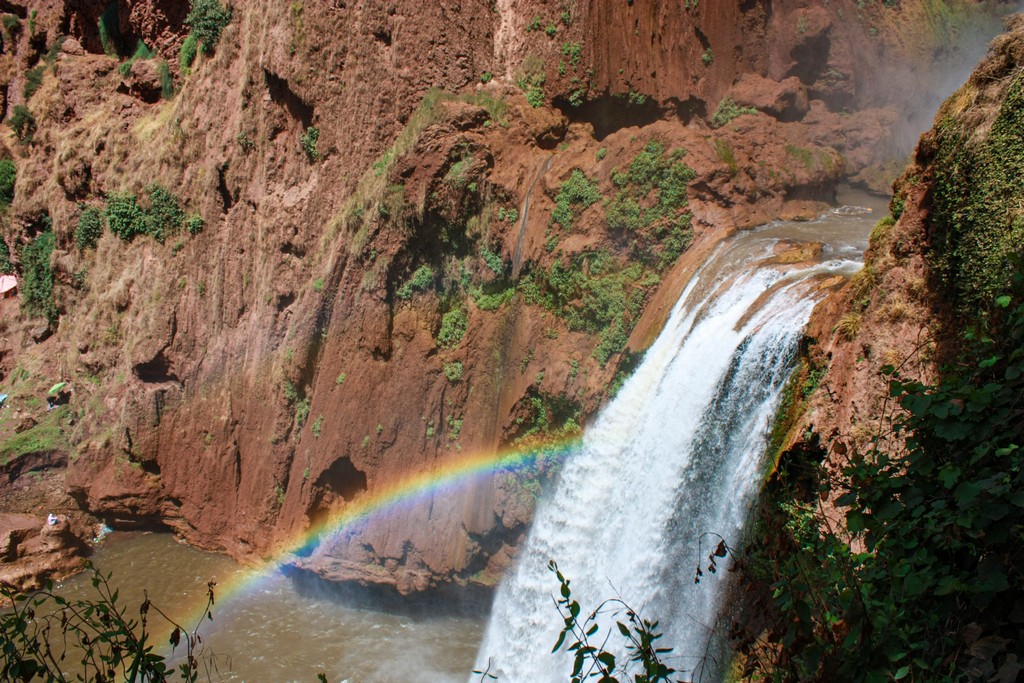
xmin=733 ymin=14 xmax=1024 ymax=680
xmin=0 ymin=0 xmax=1010 ymax=592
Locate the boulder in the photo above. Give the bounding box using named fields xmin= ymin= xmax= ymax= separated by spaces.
xmin=729 ymin=74 xmax=809 ymax=122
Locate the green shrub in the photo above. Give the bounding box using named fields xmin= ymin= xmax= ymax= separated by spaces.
xmin=179 ymin=33 xmax=199 ymax=72
xmin=1 ymin=15 xmax=19 ymax=36
xmin=480 ymin=246 xmax=504 ymax=275
xmin=710 ymin=96 xmax=758 ymax=128
xmin=75 ymin=206 xmax=104 ymax=250
xmin=143 ymin=184 xmax=184 ymax=243
xmin=437 ymin=307 xmax=468 ymax=348
xmin=8 ymin=105 xmax=36 ymax=143
xmin=525 ymin=86 xmax=545 ymax=108
xmin=0 ymin=159 xmax=15 ymax=206
xmin=106 ymin=192 xmax=145 ymax=241
xmin=301 ymin=125 xmax=320 ymax=162
xmin=23 ymin=65 xmax=45 ymax=100
xmin=185 ymin=214 xmax=204 ymax=235
xmin=0 ymin=239 xmax=11 ymax=273
xmin=471 ymin=285 xmax=516 ymax=311
xmin=19 ymin=229 xmax=57 ymax=326
xmin=157 ymin=60 xmax=174 ymax=99
xmin=551 ymin=169 xmax=600 ymax=230
xmin=480 ymin=71 xmax=493 ymax=83
xmin=118 ymin=40 xmax=155 ymax=77
xmin=186 ymin=0 xmax=231 ymax=55
xmin=443 ymin=361 xmax=463 ymax=382
xmin=295 ymin=397 xmax=310 ymax=426
xmin=396 ymin=265 xmax=434 ymax=299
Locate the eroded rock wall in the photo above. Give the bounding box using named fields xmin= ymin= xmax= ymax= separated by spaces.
xmin=0 ymin=0 xmax=1011 ymax=591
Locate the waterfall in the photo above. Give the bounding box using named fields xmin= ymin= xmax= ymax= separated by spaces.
xmin=473 ymin=218 xmax=867 ymax=683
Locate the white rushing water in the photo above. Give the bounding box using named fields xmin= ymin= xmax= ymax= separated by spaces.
xmin=473 ymin=214 xmax=870 ymax=683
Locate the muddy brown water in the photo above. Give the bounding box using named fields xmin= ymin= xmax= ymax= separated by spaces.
xmin=49 ymin=188 xmax=886 ymax=683
xmin=52 ymin=532 xmax=484 ymax=683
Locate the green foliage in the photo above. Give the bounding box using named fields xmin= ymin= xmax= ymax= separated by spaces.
xmin=544 ymin=561 xmax=679 ymax=683
xmin=98 ymin=1 xmax=120 ymax=56
xmin=445 ymin=154 xmax=473 ymax=189
xmin=295 ymin=397 xmax=310 ymax=427
xmin=301 ymin=125 xmax=320 ymax=162
xmin=75 ymin=206 xmax=104 ymax=250
xmin=186 ymin=0 xmax=231 ymax=55
xmin=397 ymin=265 xmax=434 ymax=300
xmin=471 ymin=285 xmax=516 ymax=311
xmin=551 ymin=169 xmax=600 ymax=230
xmin=144 ymin=184 xmax=184 ymax=243
xmin=710 ymin=96 xmax=757 ymax=129
xmin=157 ymin=60 xmax=174 ymax=99
xmin=520 ymin=251 xmax=646 ymax=367
xmin=525 ymin=86 xmax=545 ymax=108
xmin=8 ymin=105 xmax=36 ymax=143
xmin=311 ymin=414 xmax=324 ymax=438
xmin=106 ymin=186 xmax=191 ymax=243
xmin=0 ymin=239 xmax=11 ymax=273
xmin=118 ymin=40 xmax=155 ymax=77
xmin=480 ymin=246 xmax=505 ymax=275
xmin=23 ymin=65 xmax=45 ymax=100
xmin=437 ymin=306 xmax=468 ymax=348
xmin=480 ymin=71 xmax=493 ymax=83
xmin=106 ymin=192 xmax=145 ymax=240
xmin=0 ymin=159 xmax=15 ymax=206
xmin=701 ymin=47 xmax=713 ymax=65
xmin=0 ymin=564 xmax=216 ymax=682
xmin=185 ymin=214 xmax=204 ymax=236
xmin=605 ymin=140 xmax=696 ymax=270
xmin=19 ymin=228 xmax=57 ymax=326
xmin=561 ymin=41 xmax=582 ymax=67
xmin=179 ymin=32 xmax=199 ymax=72
xmin=758 ymin=282 xmax=1024 ymax=682
xmin=2 ymin=14 xmax=20 ymax=36
xmin=443 ymin=360 xmax=463 ymax=382
xmin=930 ymin=74 xmax=1024 ymax=314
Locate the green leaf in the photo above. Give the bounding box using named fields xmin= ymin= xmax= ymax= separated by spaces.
xmin=894 ymin=665 xmax=910 ymax=679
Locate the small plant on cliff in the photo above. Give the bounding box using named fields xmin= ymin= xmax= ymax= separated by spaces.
xmin=179 ymin=33 xmax=199 ymax=73
xmin=301 ymin=125 xmax=320 ymax=162
xmin=0 ymin=159 xmax=15 ymax=207
xmin=106 ymin=192 xmax=145 ymax=240
xmin=437 ymin=306 xmax=469 ymax=349
xmin=443 ymin=360 xmax=463 ymax=382
xmin=709 ymin=96 xmax=757 ymax=129
xmin=8 ymin=105 xmax=36 ymax=143
xmin=19 ymin=228 xmax=58 ymax=327
xmin=75 ymin=205 xmax=105 ymax=250
xmin=185 ymin=214 xmax=204 ymax=236
xmin=0 ymin=239 xmax=12 ymax=274
xmin=551 ymin=169 xmax=600 ymax=230
xmin=393 ymin=265 xmax=431 ymax=300
xmin=144 ymin=184 xmax=185 ymax=243
xmin=186 ymin=0 xmax=231 ymax=56
xmin=98 ymin=1 xmax=119 ymax=56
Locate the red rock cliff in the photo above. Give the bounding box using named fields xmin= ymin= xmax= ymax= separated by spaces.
xmin=0 ymin=0 xmax=1011 ymax=592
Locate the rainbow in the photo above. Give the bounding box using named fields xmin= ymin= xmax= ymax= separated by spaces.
xmin=177 ymin=435 xmax=583 ymax=630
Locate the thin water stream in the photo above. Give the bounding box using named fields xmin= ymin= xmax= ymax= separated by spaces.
xmin=50 ymin=190 xmax=883 ymax=683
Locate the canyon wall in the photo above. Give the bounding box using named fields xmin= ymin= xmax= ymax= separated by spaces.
xmin=0 ymin=0 xmax=1010 ymax=592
